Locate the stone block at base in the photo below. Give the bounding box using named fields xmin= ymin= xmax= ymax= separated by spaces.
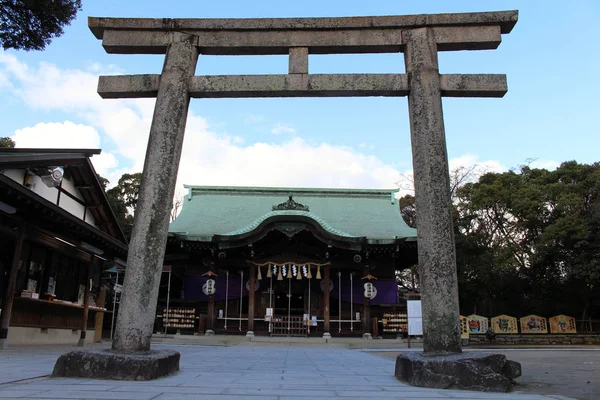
xmin=394 ymin=352 xmax=521 ymax=392
xmin=52 ymin=349 xmax=180 ymax=381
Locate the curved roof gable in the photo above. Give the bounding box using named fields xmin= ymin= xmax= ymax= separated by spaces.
xmin=169 ymin=186 xmax=417 ymax=245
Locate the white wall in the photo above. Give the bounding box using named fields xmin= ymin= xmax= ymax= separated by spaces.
xmin=1 ymin=168 xmax=96 ymax=227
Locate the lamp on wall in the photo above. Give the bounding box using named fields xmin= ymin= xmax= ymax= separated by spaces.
xmin=40 ymin=166 xmax=64 ymax=187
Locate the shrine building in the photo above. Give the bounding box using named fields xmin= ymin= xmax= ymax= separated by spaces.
xmin=158 ymin=185 xmax=418 ymax=337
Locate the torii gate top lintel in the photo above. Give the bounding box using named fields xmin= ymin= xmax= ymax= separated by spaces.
xmin=89 ymin=10 xmax=518 ymax=41
xmin=89 ymin=10 xmax=518 ymax=100
xmin=88 ymin=11 xmax=517 ymax=56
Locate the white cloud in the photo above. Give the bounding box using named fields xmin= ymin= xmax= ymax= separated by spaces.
xmin=448 ymin=153 xmax=504 ymax=175
xmin=0 ymin=54 xmax=408 ymax=195
xmin=9 ymin=120 xmax=120 ymax=179
xmin=177 ymin=133 xmax=400 ymax=190
xmin=397 ymin=154 xmax=507 ymax=197
xmin=529 ymin=159 xmax=560 ymax=170
xmin=271 ymin=122 xmax=296 ymax=135
xmin=11 ymin=121 xmax=101 ymax=148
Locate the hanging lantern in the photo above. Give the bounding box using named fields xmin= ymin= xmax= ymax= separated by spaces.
xmin=267 ymin=263 xmax=273 ymax=278
xmin=257 ymin=265 xmax=262 ymax=281
xmin=277 ymin=265 xmax=283 ymax=281
xmin=316 ymin=265 xmax=322 ymax=280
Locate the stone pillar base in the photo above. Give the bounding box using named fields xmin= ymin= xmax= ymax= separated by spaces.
xmin=0 ymin=338 xmax=7 ymax=350
xmin=204 ymin=330 xmax=215 ymax=336
xmin=362 ymin=333 xmax=372 ymax=340
xmin=395 ymin=352 xmax=521 ymax=392
xmin=77 ymin=338 xmax=85 ymax=347
xmin=246 ymin=331 xmax=255 ymax=338
xmin=53 ymin=349 xmax=180 ymax=381
xmin=322 ymin=332 xmax=331 ymax=339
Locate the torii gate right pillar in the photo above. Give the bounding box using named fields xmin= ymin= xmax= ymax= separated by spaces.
xmin=404 ymin=27 xmax=461 ymax=354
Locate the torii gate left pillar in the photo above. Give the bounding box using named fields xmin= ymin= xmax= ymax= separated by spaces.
xmin=54 ymin=12 xmax=523 ymax=388
xmin=112 ymin=35 xmax=198 ymax=352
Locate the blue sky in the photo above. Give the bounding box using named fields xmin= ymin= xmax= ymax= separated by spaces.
xmin=1 ymin=0 xmax=598 ymax=193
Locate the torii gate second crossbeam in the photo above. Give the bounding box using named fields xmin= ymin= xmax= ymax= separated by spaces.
xmin=88 ymin=10 xmax=518 ymax=355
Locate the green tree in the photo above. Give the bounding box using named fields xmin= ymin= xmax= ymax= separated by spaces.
xmin=0 ymin=0 xmax=82 ymax=51
xmin=0 ymin=137 xmax=15 ymax=148
xmin=399 ymin=194 xmax=416 ymax=228
xmin=104 ymin=173 xmax=141 ymax=241
xmin=108 ymin=173 xmax=142 ymax=210
xmin=98 ymin=174 xmax=134 ymax=241
xmin=454 ymin=162 xmax=600 ymax=321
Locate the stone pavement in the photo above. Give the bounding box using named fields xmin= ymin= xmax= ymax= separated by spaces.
xmin=0 ymin=343 xmax=578 ymax=400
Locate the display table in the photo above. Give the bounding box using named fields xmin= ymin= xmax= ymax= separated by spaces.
xmin=10 ymin=297 xmax=110 ymax=330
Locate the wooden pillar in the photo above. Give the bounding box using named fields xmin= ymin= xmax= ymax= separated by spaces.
xmin=363 ymin=296 xmax=371 ymax=335
xmin=93 ymin=287 xmax=106 ymax=342
xmin=0 ymin=223 xmax=25 ymax=350
xmin=78 ymin=256 xmax=94 ymax=346
xmin=247 ymin=264 xmax=255 ymax=335
xmin=207 ymin=294 xmax=215 ymax=332
xmin=323 ymin=266 xmax=330 ymax=335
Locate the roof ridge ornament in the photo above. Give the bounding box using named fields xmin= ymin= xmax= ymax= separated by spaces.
xmin=272 ymin=193 xmax=309 ymax=211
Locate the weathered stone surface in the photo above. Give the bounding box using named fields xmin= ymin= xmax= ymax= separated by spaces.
xmin=502 ymin=360 xmax=522 ymax=380
xmin=289 ymin=47 xmax=308 ymax=74
xmin=395 ymin=352 xmax=522 ymax=392
xmin=111 ymin=34 xmax=199 ymax=353
xmin=89 ymin=10 xmax=518 ymax=40
xmin=52 ymin=349 xmax=180 ymax=380
xmin=99 ymin=73 xmax=507 ymax=99
xmin=404 ymin=27 xmax=462 ymax=354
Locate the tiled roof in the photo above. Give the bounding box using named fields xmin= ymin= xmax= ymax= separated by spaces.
xmin=169 ymin=186 xmax=416 ymax=244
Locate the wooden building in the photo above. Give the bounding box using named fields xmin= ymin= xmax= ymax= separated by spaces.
xmin=159 ymin=186 xmax=417 ymax=337
xmin=0 ymin=148 xmax=128 ymax=347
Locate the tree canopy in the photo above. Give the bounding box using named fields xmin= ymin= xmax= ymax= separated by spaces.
xmin=0 ymin=0 xmax=82 ymax=51
xmin=0 ymin=137 xmax=15 ymax=148
xmin=399 ymin=161 xmax=600 ymax=324
xmin=101 ymin=173 xmax=141 ymax=241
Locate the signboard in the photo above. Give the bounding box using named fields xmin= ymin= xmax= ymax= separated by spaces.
xmin=491 ymin=314 xmax=518 ymax=334
xmin=467 ymin=314 xmax=489 ymax=334
xmin=311 ymin=316 xmax=318 ymax=326
xmin=460 ymin=316 xmax=470 ymax=339
xmin=549 ymin=315 xmax=576 ymax=334
xmin=265 ymin=308 xmax=273 ymax=322
xmin=520 ymin=315 xmax=548 ymax=334
xmin=407 ymin=300 xmax=423 ymax=336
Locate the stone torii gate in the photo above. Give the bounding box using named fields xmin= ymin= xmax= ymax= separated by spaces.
xmin=54 ymin=10 xmax=521 ymax=388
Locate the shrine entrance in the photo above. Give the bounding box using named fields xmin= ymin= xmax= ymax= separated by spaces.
xmin=89 ymin=12 xmax=518 ymax=353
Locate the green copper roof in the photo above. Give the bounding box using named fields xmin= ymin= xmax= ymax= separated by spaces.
xmin=169 ymin=186 xmax=417 ymax=244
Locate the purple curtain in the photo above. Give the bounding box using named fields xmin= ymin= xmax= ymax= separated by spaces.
xmin=327 ymin=277 xmax=398 ymax=305
xmin=183 ymin=274 xmax=248 ymax=302
xmin=184 ymin=274 xmax=398 ymax=305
